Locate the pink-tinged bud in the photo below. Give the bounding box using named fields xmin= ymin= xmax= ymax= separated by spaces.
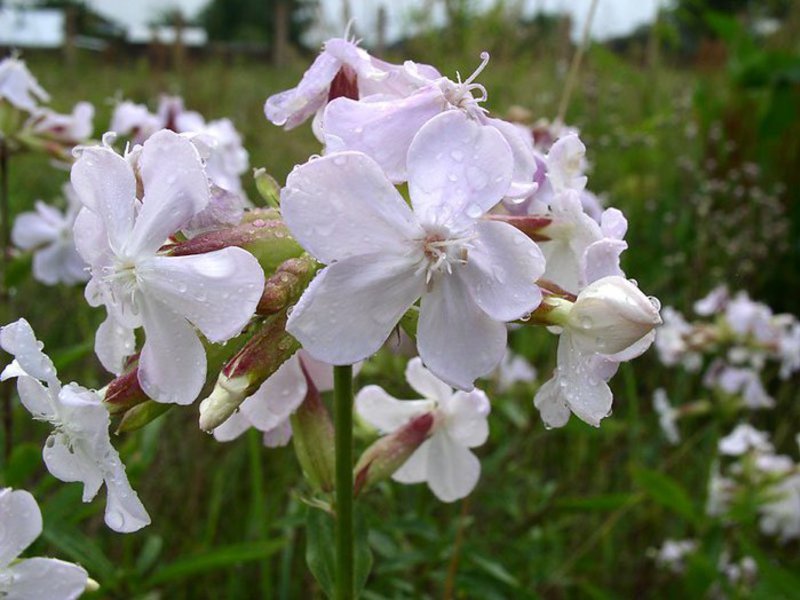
xmin=290 ymin=369 xmax=335 ymax=493
xmin=257 ymin=254 xmax=321 ymax=315
xmin=104 ymin=355 xmax=147 ymax=415
xmin=253 ymin=168 xmax=281 ymax=208
xmin=354 ymin=412 xmax=435 ymax=496
xmin=484 ymin=214 xmax=552 ymax=242
xmin=567 ymin=276 xmax=662 ymax=354
xmin=199 ymin=310 xmax=300 ymax=431
xmin=116 ymin=400 xmax=171 ymax=434
xmin=168 ymin=210 xmax=304 ymax=275
xmin=327 ymin=65 xmax=359 ymax=102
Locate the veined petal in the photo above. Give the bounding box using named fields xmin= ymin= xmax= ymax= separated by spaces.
xmin=355 ymin=385 xmax=434 ymax=433
xmin=240 ymin=356 xmax=307 ymax=432
xmin=138 ymin=248 xmax=263 ymax=343
xmin=6 ymin=557 xmax=88 ymax=600
xmin=95 ymin=314 xmax=136 ymax=376
xmin=425 ymin=433 xmax=481 ymax=502
xmin=125 ymin=130 xmax=210 ymax=257
xmin=70 ymin=145 xmax=135 ymax=254
xmin=404 ymin=357 xmax=452 ymax=402
xmin=441 ymin=389 xmax=490 ymax=447
xmin=0 ymin=489 xmax=42 ymax=569
xmin=287 ymin=252 xmax=423 ymax=365
xmin=323 ymin=88 xmax=446 ymax=183
xmin=418 ymin=274 xmax=506 ymax=391
xmin=408 ymin=111 xmax=512 ymax=230
xmin=281 ymin=152 xmax=421 ymax=264
xmin=138 ymin=295 xmax=206 ymax=405
xmin=462 ymin=220 xmax=544 ymax=321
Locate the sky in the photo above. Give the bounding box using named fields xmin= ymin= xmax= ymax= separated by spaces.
xmin=77 ymin=0 xmax=660 ymax=43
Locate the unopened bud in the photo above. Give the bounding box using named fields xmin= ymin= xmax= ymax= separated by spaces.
xmin=253 ymin=168 xmax=281 ymax=208
xmin=199 ymin=310 xmax=300 ymax=431
xmin=290 ymin=371 xmax=335 ymax=493
xmin=257 ymin=254 xmax=320 ymax=315
xmin=104 ymin=356 xmax=147 ymax=415
xmin=484 ymin=214 xmax=552 ymax=242
xmin=354 ymin=412 xmax=434 ymax=496
xmin=567 ymin=276 xmax=662 ymax=354
xmin=116 ymin=400 xmax=171 ymax=433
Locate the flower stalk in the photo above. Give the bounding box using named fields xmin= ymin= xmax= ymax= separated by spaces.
xmin=334 ymin=364 xmax=354 ymax=600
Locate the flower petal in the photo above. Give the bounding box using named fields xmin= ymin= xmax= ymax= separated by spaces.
xmin=418 ymin=274 xmax=506 ymax=391
xmin=425 ymin=433 xmax=481 ymax=502
xmin=11 ymin=207 xmax=59 ymax=250
xmin=103 ymin=456 xmax=151 ymax=533
xmin=441 ymin=389 xmax=490 ymax=447
xmin=263 ymin=419 xmax=293 ymax=447
xmin=72 ymin=207 xmax=107 ymax=265
xmin=281 ymin=152 xmax=421 ymax=264
xmin=43 ymin=433 xmax=104 ymax=502
xmin=287 ymin=252 xmax=423 ymax=365
xmin=355 ymin=385 xmax=434 ymax=433
xmin=16 ymin=377 xmax=56 ymax=420
xmin=483 ymin=116 xmax=537 ymax=198
xmin=240 ymin=356 xmax=307 ymax=432
xmin=125 ymin=130 xmax=210 ymax=257
xmin=392 ymin=439 xmax=430 ymax=484
xmin=70 ymin=145 xmax=135 ymax=254
xmin=297 ymin=350 xmax=334 ymax=392
xmin=0 ymin=319 xmax=58 ymax=384
xmin=462 ymin=220 xmax=544 ymax=321
xmin=6 ymin=557 xmax=88 ymax=600
xmin=404 ymin=357 xmax=452 ymax=402
xmin=138 ymin=295 xmax=206 ymax=405
xmin=323 ymin=88 xmax=446 ymax=183
xmin=213 ymin=410 xmax=252 ymax=442
xmin=95 ymin=314 xmax=136 ymax=376
xmin=533 ymin=378 xmax=572 ymax=429
xmin=138 ymin=248 xmax=263 ymax=343
xmin=0 ymin=489 xmax=42 ymax=568
xmin=407 ymin=111 xmax=512 ymax=230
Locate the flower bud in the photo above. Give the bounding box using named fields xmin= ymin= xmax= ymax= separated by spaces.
xmin=199 ymin=310 xmax=300 ymax=431
xmin=253 ymin=168 xmax=281 ymax=208
xmin=567 ymin=276 xmax=662 ymax=354
xmin=257 ymin=254 xmax=321 ymax=315
xmin=290 ymin=373 xmax=335 ymax=493
xmin=116 ymin=400 xmax=171 ymax=434
xmin=354 ymin=412 xmax=434 ymax=496
xmin=484 ymin=214 xmax=552 ymax=242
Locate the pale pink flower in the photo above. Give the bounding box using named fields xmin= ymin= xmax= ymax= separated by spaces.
xmin=0 ymin=57 xmax=49 ymax=112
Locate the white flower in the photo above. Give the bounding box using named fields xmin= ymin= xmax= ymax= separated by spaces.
xmin=724 ymin=292 xmax=778 ymax=345
xmin=714 ymin=366 xmax=774 ymax=409
xmin=494 ymin=349 xmax=536 ymax=392
xmin=654 ymin=307 xmax=702 ymax=371
xmin=282 ymin=110 xmax=545 ymax=390
xmin=0 ymin=488 xmax=89 ymax=599
xmin=27 ymin=102 xmax=94 ymax=144
xmin=71 ymin=130 xmax=265 ymax=405
xmin=653 ymin=388 xmax=680 ymax=444
xmin=12 ymin=186 xmax=88 ymax=286
xmin=355 ymin=357 xmax=490 ymax=502
xmin=110 ymin=101 xmax=161 ymax=144
xmin=545 ymin=133 xmax=588 ymax=195
xmin=651 ymin=539 xmax=697 ymax=574
xmin=778 ymin=322 xmax=800 ymax=379
xmin=0 ymin=319 xmax=150 ymax=533
xmin=693 ymin=285 xmax=728 ymax=316
xmin=0 ymin=57 xmax=49 ymax=113
xmin=718 ymin=424 xmax=773 ymax=456
xmin=759 ymin=473 xmax=800 ymax=541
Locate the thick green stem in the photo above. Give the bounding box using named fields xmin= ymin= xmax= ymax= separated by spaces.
xmin=334 ymin=364 xmax=354 ymax=600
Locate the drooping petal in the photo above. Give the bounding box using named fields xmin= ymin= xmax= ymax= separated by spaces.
xmin=405 ymin=357 xmax=452 ymax=402
xmin=407 ymin=111 xmax=513 ymax=230
xmin=0 ymin=489 xmax=42 ymax=569
xmin=533 ymin=378 xmax=572 ymax=429
xmin=263 ymin=419 xmax=293 ymax=447
xmin=441 ymin=389 xmax=490 ymax=447
xmin=94 ymin=314 xmax=136 ymax=376
xmin=15 ymin=377 xmax=55 ymax=420
xmin=583 ymin=237 xmax=627 ymax=284
xmin=124 ymin=130 xmax=210 ymax=257
xmin=461 ymin=220 xmax=544 ymax=322
xmin=102 ymin=457 xmax=151 ymax=533
xmin=240 ymin=356 xmax=307 ymax=432
xmin=355 ymin=385 xmax=434 ymax=433
xmin=0 ymin=319 xmax=58 ymax=384
xmin=297 ymin=350 xmax=334 ymax=392
xmin=556 ymin=334 xmax=614 ymax=427
xmin=323 ymin=88 xmax=446 ymax=183
xmin=5 ymin=557 xmax=88 ymax=600
xmin=281 ymin=152 xmax=421 ymax=264
xmin=418 ymin=273 xmax=506 ymax=391
xmin=43 ymin=433 xmax=104 ymax=503
xmin=137 ymin=248 xmax=263 ymax=343
xmin=138 ymin=295 xmax=206 ymax=405
xmin=212 ymin=410 xmax=252 ymax=442
xmin=287 ymin=252 xmax=424 ymax=365
xmin=70 ymin=146 xmax=136 ymax=254
xmin=425 ymin=433 xmax=481 ymax=502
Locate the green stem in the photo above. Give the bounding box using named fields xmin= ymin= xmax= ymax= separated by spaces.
xmin=334 ymin=364 xmax=354 ymax=600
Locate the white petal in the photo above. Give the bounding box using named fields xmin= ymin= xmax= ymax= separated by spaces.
xmin=0 ymin=489 xmax=42 ymax=568
xmin=125 ymin=130 xmax=210 ymax=257
xmin=287 ymin=252 xmax=424 ymax=365
xmin=102 ymin=456 xmax=151 ymax=533
xmin=11 ymin=210 xmax=59 ymax=250
xmin=297 ymin=350 xmax=334 ymax=392
xmin=138 ymin=295 xmax=206 ymax=405
xmin=462 ymin=220 xmax=544 ymax=321
xmin=95 ymin=314 xmax=136 ymax=376
xmin=43 ymin=433 xmax=104 ymax=503
xmin=16 ymin=377 xmax=55 ymax=420
xmin=0 ymin=319 xmax=58 ymax=384
xmin=583 ymin=237 xmax=627 ymax=284
xmin=6 ymin=557 xmax=88 ymax=600
xmin=404 ymin=357 xmax=452 ymax=402
xmin=484 ymin=116 xmax=537 ymax=197
xmin=240 ymin=356 xmax=307 ymax=432
xmin=392 ymin=439 xmax=430 ymax=484
xmin=70 ymin=146 xmax=135 ymax=254
xmin=425 ymin=433 xmax=481 ymax=502
xmin=440 ymin=389 xmax=490 ymax=447
xmin=281 ymin=152 xmax=421 ymax=264
xmin=213 ymin=410 xmax=252 ymax=442
xmin=263 ymin=419 xmax=293 ymax=447
xmin=322 ymin=88 xmax=446 ymax=183
xmin=417 ymin=274 xmax=506 ymax=391
xmin=72 ymin=207 xmax=107 ymax=265
xmin=557 ymin=334 xmax=614 ymax=427
xmin=138 ymin=248 xmax=263 ymax=343
xmin=533 ymin=378 xmax=572 ymax=429
xmin=407 ymin=111 xmax=513 ymax=230
xmin=355 ymin=385 xmax=434 ymax=433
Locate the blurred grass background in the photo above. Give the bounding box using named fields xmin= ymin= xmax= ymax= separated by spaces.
xmin=1 ymin=3 xmax=800 ymax=598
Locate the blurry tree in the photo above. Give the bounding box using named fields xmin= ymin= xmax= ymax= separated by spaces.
xmin=199 ymin=0 xmax=316 ymax=47
xmin=33 ymin=0 xmax=125 ymax=39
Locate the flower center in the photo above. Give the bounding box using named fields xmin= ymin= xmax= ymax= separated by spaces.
xmin=440 ymin=52 xmax=490 ymax=119
xmin=101 ymin=259 xmax=140 ymax=307
xmin=417 ymin=228 xmax=474 ymax=286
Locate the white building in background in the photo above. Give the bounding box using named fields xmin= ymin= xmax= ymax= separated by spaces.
xmin=0 ymin=8 xmax=64 ymax=48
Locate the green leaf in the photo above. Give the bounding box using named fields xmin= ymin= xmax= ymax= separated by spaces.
xmin=469 ymin=554 xmax=520 ymax=588
xmin=3 ymin=442 xmax=42 ymax=488
xmin=145 ymin=540 xmax=283 ymax=586
xmin=554 ymin=493 xmax=634 ymax=512
xmin=632 ymin=467 xmax=697 ymax=523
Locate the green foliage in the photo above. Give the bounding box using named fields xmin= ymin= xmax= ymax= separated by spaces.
xmin=199 ymin=0 xmax=316 ymax=45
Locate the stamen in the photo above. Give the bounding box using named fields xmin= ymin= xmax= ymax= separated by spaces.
xmin=463 ymin=52 xmax=490 ymax=86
